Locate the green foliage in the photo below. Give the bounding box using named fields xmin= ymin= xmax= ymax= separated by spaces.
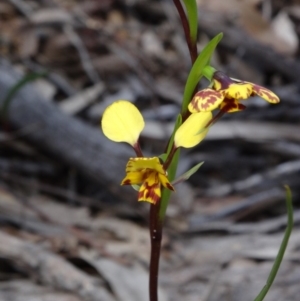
xmin=172 ymin=161 xmax=204 ymax=186
xmin=182 ymin=0 xmax=198 ymax=44
xmin=1 ymin=71 xmax=47 ymax=120
xmin=181 ymin=33 xmax=223 ymax=114
xmin=166 ymin=114 xmax=182 ymax=155
xmin=254 ymin=186 xmax=293 ymax=301
xmin=159 ymin=149 xmax=180 ymax=220
xmin=159 ymin=114 xmax=182 ymax=220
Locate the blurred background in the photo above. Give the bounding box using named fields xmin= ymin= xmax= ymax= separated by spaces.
xmin=0 ymin=0 xmax=299 ymax=300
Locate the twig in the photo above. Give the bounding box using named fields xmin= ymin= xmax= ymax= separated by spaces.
xmin=201 ymin=268 xmax=222 ymax=301
xmin=189 ymin=187 xmax=285 ymax=229
xmin=58 ymin=83 xmax=104 ymax=115
xmin=262 ymin=141 xmax=300 ymax=158
xmin=64 ymin=24 xmax=100 ymax=84
xmin=23 ymin=59 xmax=77 ymax=96
xmin=198 ymin=9 xmax=300 ymax=82
xmin=206 ymin=159 xmax=300 ymax=197
xmin=0 ymin=63 xmax=134 ymax=193
xmin=106 ymin=40 xmax=158 ymax=98
xmin=0 ymin=123 xmax=42 ymax=143
xmin=0 ymin=181 xmax=128 ymax=265
xmin=0 ymin=172 xmax=104 ymax=209
xmin=69 ymin=6 xmax=163 ymax=100
xmin=0 ymin=230 xmax=114 ymax=301
xmin=7 ymin=0 xmax=32 ymax=19
xmin=0 ymin=159 xmax=55 ymax=176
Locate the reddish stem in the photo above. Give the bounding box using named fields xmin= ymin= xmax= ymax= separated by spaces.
xmin=148 ymin=3 xmax=201 ymax=301
xmin=173 ymin=0 xmax=198 ymax=63
xmin=206 ymin=110 xmax=225 ymax=128
xmin=163 ymin=145 xmax=177 ymax=171
xmin=149 ymin=203 xmax=163 ymax=301
xmin=133 ymin=141 xmax=144 ymax=157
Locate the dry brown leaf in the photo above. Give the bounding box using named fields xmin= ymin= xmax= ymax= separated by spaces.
xmin=88 ymin=217 xmax=150 ymax=262
xmin=59 ymin=82 xmax=105 ymax=115
xmin=271 ymin=11 xmax=298 ymax=54
xmin=197 ymin=0 xmax=297 ymax=54
xmin=0 ymin=280 xmax=83 ymax=301
xmin=82 ymin=258 xmax=168 ymax=301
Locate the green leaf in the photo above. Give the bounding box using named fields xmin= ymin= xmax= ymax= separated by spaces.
xmin=166 ymin=114 xmax=182 ymax=155
xmin=253 ymin=186 xmax=293 ymax=301
xmin=1 ymin=71 xmax=48 ymax=120
xmin=158 ymin=114 xmax=182 ymax=220
xmin=182 ymin=0 xmax=198 ymax=44
xmin=172 ymin=161 xmax=204 ymax=186
xmin=181 ymin=33 xmax=223 ymax=114
xmin=159 ymin=149 xmax=180 ymax=220
xmin=159 ymin=153 xmax=168 ymax=162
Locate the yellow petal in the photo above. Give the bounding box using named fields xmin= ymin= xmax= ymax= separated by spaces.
xmin=212 ymin=78 xmax=222 ymax=91
xmin=138 ymin=172 xmax=161 ymax=204
xmin=225 ymin=83 xmax=252 ymax=100
xmin=121 ymin=171 xmax=145 ymax=185
xmin=125 ymin=157 xmax=165 ymax=174
xmin=174 ymin=112 xmax=212 ymax=148
xmin=188 ymin=89 xmax=224 ymax=112
xmin=251 ymin=84 xmax=280 ymax=104
xmin=158 ymin=173 xmax=175 ymax=191
xmin=101 ymin=100 xmax=145 ymax=146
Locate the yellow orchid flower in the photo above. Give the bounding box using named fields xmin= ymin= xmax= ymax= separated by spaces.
xmin=101 ymin=100 xmax=212 ymax=204
xmin=121 ymin=157 xmax=174 ymax=204
xmin=188 ymin=71 xmax=280 ymax=113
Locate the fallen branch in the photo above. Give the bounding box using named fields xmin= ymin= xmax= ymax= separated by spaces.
xmin=0 ymin=230 xmax=114 ymax=301
xmin=0 ymin=61 xmax=132 ymax=194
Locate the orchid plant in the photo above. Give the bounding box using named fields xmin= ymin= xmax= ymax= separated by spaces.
xmin=101 ymin=1 xmax=293 ymax=301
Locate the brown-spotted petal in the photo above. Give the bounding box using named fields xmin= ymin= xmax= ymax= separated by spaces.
xmin=121 ymin=171 xmax=146 ymax=185
xmin=138 ymin=172 xmax=161 ymax=204
xmin=220 ymin=99 xmax=246 ymax=113
xmin=225 ymin=83 xmax=253 ymax=100
xmin=188 ymin=89 xmax=224 ymax=112
xmin=158 ymin=173 xmax=175 ymax=191
xmin=251 ymin=84 xmax=280 ymax=104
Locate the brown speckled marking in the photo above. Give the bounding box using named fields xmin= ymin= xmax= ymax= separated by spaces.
xmin=200 ymin=95 xmax=220 ymax=110
xmin=138 ymin=181 xmax=160 ymax=204
xmin=122 ymin=179 xmax=131 ymax=185
xmin=166 ymin=182 xmax=175 ymax=191
xmin=221 ymin=99 xmax=246 ymax=113
xmin=252 ymin=85 xmax=280 ymax=103
xmin=190 ymin=89 xmax=223 ymax=112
